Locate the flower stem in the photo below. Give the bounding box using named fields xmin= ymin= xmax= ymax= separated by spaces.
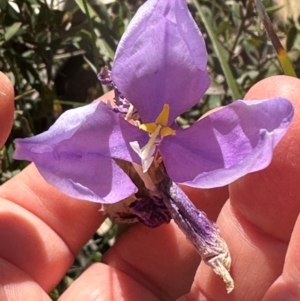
xmin=162 ymin=181 xmax=234 ymax=293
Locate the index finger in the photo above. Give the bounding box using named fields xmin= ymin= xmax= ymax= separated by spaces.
xmin=0 ymin=72 xmax=14 ymax=147
xmin=190 ymin=75 xmax=300 ymax=300
xmin=0 ymin=91 xmax=117 ymax=294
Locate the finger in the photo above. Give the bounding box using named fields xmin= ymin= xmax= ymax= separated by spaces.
xmin=1 ymin=86 xmax=227 ymax=298
xmin=231 ymin=75 xmax=300 ymax=240
xmin=101 ymin=187 xmax=228 ymax=300
xmin=59 ymin=263 xmax=160 ymax=301
xmin=1 ymin=164 xmax=104 ymax=255
xmin=262 ymin=214 xmax=300 ymax=301
xmin=183 ymin=75 xmax=300 ymax=300
xmin=0 ymin=165 xmax=104 ymax=291
xmin=0 ymin=93 xmax=119 ymax=291
xmin=0 ymin=257 xmax=52 ymax=301
xmin=181 ymin=185 xmax=228 ymax=221
xmin=95 ymin=89 xmax=114 ymax=103
xmin=0 ymin=72 xmax=14 ymax=147
xmin=58 ymin=221 xmax=201 ymax=301
xmin=61 ymin=187 xmax=228 ymax=300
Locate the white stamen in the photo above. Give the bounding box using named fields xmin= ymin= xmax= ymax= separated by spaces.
xmin=129 ymin=141 xmax=142 ymax=156
xmin=130 ymin=124 xmax=162 ymax=173
xmin=142 ymin=156 xmax=154 ymax=173
xmin=129 ymin=141 xmax=156 ymax=173
xmin=125 ymin=104 xmax=135 ymax=121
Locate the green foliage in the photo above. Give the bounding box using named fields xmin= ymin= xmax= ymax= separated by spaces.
xmin=255 ymin=0 xmax=296 ymax=77
xmin=0 ymin=0 xmax=139 ymax=183
xmin=0 ymin=0 xmax=136 ymax=132
xmin=178 ymin=0 xmax=300 ymax=126
xmin=278 ymin=18 xmax=300 ymax=76
xmin=193 ymin=0 xmax=242 ymax=100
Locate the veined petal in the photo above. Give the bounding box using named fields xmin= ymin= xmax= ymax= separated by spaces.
xmin=112 ymin=0 xmax=210 ymax=123
xmin=13 ymin=102 xmax=148 ymax=203
xmin=160 ymin=98 xmax=294 ymax=188
xmin=17 ymin=150 xmax=137 ymax=203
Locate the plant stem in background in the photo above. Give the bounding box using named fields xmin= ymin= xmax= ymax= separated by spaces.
xmin=255 ymin=0 xmax=297 ymax=77
xmin=193 ymin=0 xmax=241 ymax=100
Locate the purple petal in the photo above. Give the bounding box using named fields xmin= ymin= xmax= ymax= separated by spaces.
xmin=18 ymin=152 xmax=136 ymax=203
xmin=13 ymin=102 xmax=148 ymax=203
xmin=160 ymin=98 xmax=294 ymax=188
xmin=112 ymin=0 xmax=210 ymax=123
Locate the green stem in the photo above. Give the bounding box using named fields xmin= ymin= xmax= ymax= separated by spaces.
xmin=193 ymin=0 xmax=241 ymax=100
xmin=81 ymin=0 xmax=100 ymax=71
xmin=255 ymin=0 xmax=297 ymax=77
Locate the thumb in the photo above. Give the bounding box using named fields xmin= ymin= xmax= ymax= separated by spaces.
xmin=0 ymin=72 xmax=14 ymax=147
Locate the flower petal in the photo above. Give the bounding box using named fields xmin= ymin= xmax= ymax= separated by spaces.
xmin=112 ymin=0 xmax=210 ymax=123
xmin=160 ymin=98 xmax=294 ymax=188
xmin=13 ymin=102 xmax=148 ymax=203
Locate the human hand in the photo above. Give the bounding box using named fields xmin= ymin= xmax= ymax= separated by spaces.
xmin=0 ymin=72 xmax=299 ymax=301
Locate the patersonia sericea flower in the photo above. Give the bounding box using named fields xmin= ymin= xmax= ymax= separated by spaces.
xmin=13 ymin=0 xmax=294 ymax=293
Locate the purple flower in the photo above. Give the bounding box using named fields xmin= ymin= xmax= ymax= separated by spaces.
xmin=13 ymin=0 xmax=294 ymax=293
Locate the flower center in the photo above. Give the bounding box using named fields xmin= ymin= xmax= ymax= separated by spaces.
xmin=139 ymin=104 xmax=176 ymax=137
xmin=130 ymin=104 xmax=176 ymax=172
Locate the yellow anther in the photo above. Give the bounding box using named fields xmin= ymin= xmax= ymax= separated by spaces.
xmin=160 ymin=127 xmax=176 ymax=137
xmin=155 ymin=104 xmax=170 ymax=126
xmin=131 ymin=104 xmax=176 ymax=173
xmin=139 ymin=122 xmax=157 ymax=133
xmin=139 ymin=104 xmax=176 ymax=137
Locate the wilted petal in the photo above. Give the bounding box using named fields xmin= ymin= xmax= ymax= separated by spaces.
xmin=130 ymin=196 xmax=171 ymax=227
xmin=163 ymin=182 xmax=234 ymax=293
xmin=112 ymin=0 xmax=210 ymax=123
xmin=160 ymin=98 xmax=294 ymax=188
xmin=13 ymin=102 xmax=148 ymax=203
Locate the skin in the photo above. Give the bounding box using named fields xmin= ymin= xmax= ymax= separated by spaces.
xmin=0 ymin=72 xmax=299 ymax=301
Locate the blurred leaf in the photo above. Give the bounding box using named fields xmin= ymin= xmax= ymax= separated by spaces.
xmin=231 ymin=2 xmax=241 ymax=27
xmin=112 ymin=16 xmax=125 ymax=39
xmin=4 ymin=22 xmax=22 ymax=41
xmin=0 ymin=0 xmax=8 ymax=10
xmin=206 ymin=84 xmax=225 ymax=95
xmin=74 ymin=0 xmax=98 ymax=20
xmin=255 ymin=0 xmax=297 ymax=77
xmin=83 ymin=55 xmax=98 ymax=74
xmin=286 ymin=26 xmax=298 ymax=51
xmin=216 ymin=20 xmax=230 ymax=36
xmin=265 ymin=5 xmax=283 ymax=14
xmin=207 ymin=94 xmax=222 ymax=109
xmin=193 ymin=0 xmax=241 ymax=100
xmin=96 ymin=38 xmax=115 ymax=61
xmin=5 ymin=3 xmax=20 ymax=21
